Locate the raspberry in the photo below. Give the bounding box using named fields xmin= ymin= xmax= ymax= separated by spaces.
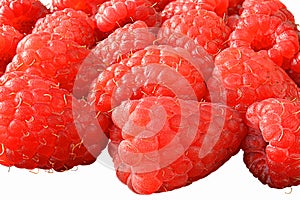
xmin=242 ymin=98 xmax=300 ymax=188
xmin=207 ymin=47 xmax=300 ymax=115
xmin=6 ymin=32 xmax=91 ymax=93
xmin=94 ymin=0 xmax=161 ymax=33
xmin=159 ymin=9 xmax=231 ymax=56
xmin=229 ymin=0 xmax=299 ymax=67
xmin=147 ymin=0 xmax=174 ymax=11
xmin=88 ymin=45 xmax=208 ymax=133
xmin=157 ymin=21 xmax=215 ymax=81
xmin=162 ymin=0 xmax=229 ymax=21
xmin=0 ymin=0 xmax=49 ymax=34
xmin=92 ymin=21 xmax=156 ymax=67
xmin=33 ymin=8 xmax=97 ymax=48
xmin=161 ymin=1 xmax=203 ymax=22
xmin=72 ymin=52 xmax=107 ymax=99
xmin=197 ymin=0 xmax=229 ymax=16
xmin=241 ymin=0 xmax=295 ymax=22
xmin=52 ymin=0 xmax=106 ymax=15
xmin=0 ymin=72 xmax=107 ymax=171
xmin=0 ymin=24 xmax=23 ymax=75
xmin=109 ymin=96 xmax=247 ymax=194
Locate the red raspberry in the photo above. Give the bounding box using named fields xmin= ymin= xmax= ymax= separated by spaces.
xmin=33 ymin=8 xmax=97 ymax=48
xmin=229 ymin=0 xmax=299 ymax=67
xmin=241 ymin=0 xmax=295 ymax=22
xmin=162 ymin=0 xmax=229 ymax=21
xmin=88 ymin=45 xmax=208 ymax=133
xmin=94 ymin=0 xmax=161 ymax=33
xmin=0 ymin=72 xmax=107 ymax=171
xmin=159 ymin=9 xmax=231 ymax=56
xmin=157 ymin=20 xmax=215 ymax=81
xmin=161 ymin=1 xmax=203 ymax=21
xmin=92 ymin=21 xmax=156 ymax=67
xmin=109 ymin=96 xmax=247 ymax=194
xmin=207 ymin=47 xmax=300 ymax=115
xmin=6 ymin=32 xmax=91 ymax=93
xmin=197 ymin=0 xmax=229 ymax=16
xmin=72 ymin=52 xmax=107 ymax=99
xmin=242 ymin=98 xmax=300 ymax=188
xmin=147 ymin=0 xmax=174 ymax=11
xmin=52 ymin=0 xmax=107 ymax=15
xmin=0 ymin=24 xmax=23 ymax=75
xmin=0 ymin=0 xmax=49 ymax=34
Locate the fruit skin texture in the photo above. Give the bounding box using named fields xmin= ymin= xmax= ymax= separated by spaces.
xmin=242 ymin=98 xmax=300 ymax=189
xmin=33 ymin=8 xmax=97 ymax=48
xmin=52 ymin=0 xmax=107 ymax=15
xmin=159 ymin=9 xmax=231 ymax=56
xmin=146 ymin=0 xmax=174 ymax=11
xmin=94 ymin=0 xmax=160 ymax=33
xmin=229 ymin=0 xmax=299 ymax=68
xmin=109 ymin=96 xmax=247 ymax=194
xmin=241 ymin=0 xmax=295 ymax=22
xmin=0 ymin=72 xmax=107 ymax=171
xmin=92 ymin=20 xmax=156 ymax=67
xmin=0 ymin=0 xmax=49 ymax=34
xmin=6 ymin=32 xmax=91 ymax=93
xmin=88 ymin=45 xmax=208 ymax=134
xmin=0 ymin=24 xmax=23 ymax=75
xmin=161 ymin=0 xmax=203 ymax=22
xmin=162 ymin=0 xmax=229 ymax=21
xmin=207 ymin=47 xmax=300 ymax=115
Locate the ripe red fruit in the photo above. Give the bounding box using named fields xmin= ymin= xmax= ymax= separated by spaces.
xmin=33 ymin=8 xmax=97 ymax=48
xmin=0 ymin=0 xmax=49 ymax=34
xmin=197 ymin=0 xmax=229 ymax=16
xmin=161 ymin=0 xmax=202 ymax=22
xmin=88 ymin=45 xmax=208 ymax=134
xmin=6 ymin=32 xmax=92 ymax=93
xmin=162 ymin=0 xmax=229 ymax=21
xmin=242 ymin=98 xmax=300 ymax=188
xmin=229 ymin=0 xmax=299 ymax=68
xmin=109 ymin=96 xmax=247 ymax=194
xmin=94 ymin=0 xmax=161 ymax=33
xmin=207 ymin=47 xmax=300 ymax=115
xmin=52 ymin=0 xmax=106 ymax=15
xmin=0 ymin=72 xmax=107 ymax=171
xmin=241 ymin=0 xmax=295 ymax=22
xmin=146 ymin=0 xmax=174 ymax=11
xmin=159 ymin=9 xmax=231 ymax=56
xmin=92 ymin=21 xmax=156 ymax=67
xmin=0 ymin=24 xmax=23 ymax=75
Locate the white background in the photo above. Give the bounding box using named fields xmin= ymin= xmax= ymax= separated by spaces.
xmin=1 ymin=0 xmax=299 ymax=199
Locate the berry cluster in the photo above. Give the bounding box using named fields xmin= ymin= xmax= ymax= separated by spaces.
xmin=0 ymin=0 xmax=299 ymax=195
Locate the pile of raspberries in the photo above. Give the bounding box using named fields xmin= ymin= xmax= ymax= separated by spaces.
xmin=0 ymin=0 xmax=300 ymax=195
